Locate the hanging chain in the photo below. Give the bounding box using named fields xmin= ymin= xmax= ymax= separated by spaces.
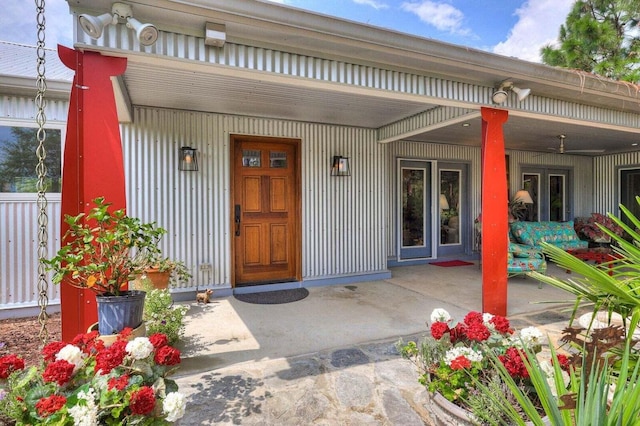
xmin=35 ymin=0 xmax=50 ymax=344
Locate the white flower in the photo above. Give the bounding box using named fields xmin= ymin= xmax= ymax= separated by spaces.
xmin=56 ymin=344 xmax=85 ymax=372
xmin=163 ymin=392 xmax=187 ymax=421
xmin=539 ymin=360 xmax=570 ymax=397
xmin=126 ymin=337 xmax=154 ymax=360
xmin=482 ymin=313 xmax=496 ymax=330
xmin=69 ymin=388 xmax=98 ymax=426
xmin=519 ymin=326 xmax=545 ymax=347
xmin=430 ymin=308 xmax=451 ymax=323
xmin=444 ymin=346 xmax=483 ymax=365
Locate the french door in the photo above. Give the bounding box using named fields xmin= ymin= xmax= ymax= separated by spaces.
xmin=521 ymin=167 xmax=571 ymax=221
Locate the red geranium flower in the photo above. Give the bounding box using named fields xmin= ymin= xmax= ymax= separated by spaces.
xmin=148 ymin=333 xmax=169 ymax=349
xmin=43 ymin=360 xmax=75 ymax=386
xmin=463 ymin=311 xmax=484 ymax=325
xmin=154 ymin=345 xmax=181 ymax=366
xmin=430 ymin=322 xmax=450 ymax=340
xmin=41 ymin=341 xmax=67 ymax=363
xmin=490 ymin=315 xmax=513 ymax=334
xmin=0 ymin=354 xmax=25 ymax=379
xmin=94 ymin=340 xmax=127 ymax=375
xmin=129 ymin=386 xmax=156 ymax=415
xmin=465 ymin=322 xmax=491 ymax=342
xmin=554 ymin=353 xmax=572 ymax=372
xmin=449 ymin=355 xmax=472 ymax=370
xmin=72 ymin=331 xmax=104 ymax=355
xmin=108 ymin=374 xmax=130 ymax=391
xmin=499 ymin=347 xmax=529 ymax=379
xmin=35 ymin=394 xmax=67 ymax=417
xmin=450 ymin=322 xmax=467 ymax=343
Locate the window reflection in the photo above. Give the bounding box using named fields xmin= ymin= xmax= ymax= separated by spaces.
xmin=402 ymin=168 xmax=424 ymax=247
xmin=440 ymin=170 xmax=460 ymax=245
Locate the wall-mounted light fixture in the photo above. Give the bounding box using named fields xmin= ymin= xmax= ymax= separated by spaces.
xmin=491 ymin=81 xmax=531 ymax=104
xmin=331 ymin=155 xmax=351 ymax=177
xmin=205 ymin=22 xmax=226 ymax=47
xmin=79 ymin=2 xmax=158 ymax=46
xmin=179 ymin=146 xmax=198 ymax=171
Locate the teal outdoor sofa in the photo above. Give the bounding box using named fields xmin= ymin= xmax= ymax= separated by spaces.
xmin=509 ymin=220 xmax=588 ymax=252
xmin=507 ymin=241 xmax=547 ymax=277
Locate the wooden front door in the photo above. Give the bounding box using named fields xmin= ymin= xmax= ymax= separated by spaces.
xmin=232 ymin=135 xmax=301 ymax=286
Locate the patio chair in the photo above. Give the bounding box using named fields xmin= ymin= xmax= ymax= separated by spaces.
xmin=508 ymin=242 xmax=547 ymax=288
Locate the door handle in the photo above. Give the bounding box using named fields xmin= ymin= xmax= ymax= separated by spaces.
xmin=235 ymin=204 xmax=241 ymax=236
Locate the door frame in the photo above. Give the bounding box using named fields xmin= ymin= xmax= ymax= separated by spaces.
xmin=230 ymin=134 xmax=302 ymax=287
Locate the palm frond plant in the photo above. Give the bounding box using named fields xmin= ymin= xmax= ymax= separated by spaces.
xmin=528 ymin=197 xmax=640 ymax=341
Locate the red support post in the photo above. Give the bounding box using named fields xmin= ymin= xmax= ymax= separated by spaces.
xmin=58 ymin=46 xmax=128 ymax=341
xmin=480 ymin=107 xmax=509 ymax=316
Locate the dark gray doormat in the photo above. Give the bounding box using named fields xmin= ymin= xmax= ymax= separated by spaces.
xmin=234 ymin=288 xmax=309 ymax=304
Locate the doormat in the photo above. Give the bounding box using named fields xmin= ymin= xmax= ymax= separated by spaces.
xmin=234 ymin=288 xmax=309 ymax=304
xmin=430 ymin=260 xmax=475 ymax=267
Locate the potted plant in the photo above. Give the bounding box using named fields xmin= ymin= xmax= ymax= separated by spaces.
xmin=398 ymin=309 xmax=549 ymax=425
xmin=0 ymin=329 xmax=186 ymax=424
xmin=47 ymin=197 xmax=167 ymax=335
xmin=137 ymin=258 xmax=192 ymax=290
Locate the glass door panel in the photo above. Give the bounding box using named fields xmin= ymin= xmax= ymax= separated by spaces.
xmin=399 ymin=160 xmax=432 ymax=259
xmin=440 ymin=170 xmax=460 ymax=245
xmin=549 ymin=174 xmax=566 ymax=221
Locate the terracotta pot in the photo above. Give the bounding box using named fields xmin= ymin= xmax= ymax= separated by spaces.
xmin=133 ymin=268 xmax=171 ymax=290
xmin=87 ymin=321 xmax=146 ymax=347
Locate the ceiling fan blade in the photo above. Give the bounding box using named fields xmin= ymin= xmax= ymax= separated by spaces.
xmin=564 ymin=149 xmax=605 ymax=153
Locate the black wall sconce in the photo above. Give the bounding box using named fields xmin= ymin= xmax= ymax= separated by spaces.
xmin=331 ymin=155 xmax=351 ymax=177
xmin=179 ymin=146 xmax=198 ymax=171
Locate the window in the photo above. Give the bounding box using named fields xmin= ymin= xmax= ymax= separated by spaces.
xmin=0 ymin=125 xmax=62 ymax=193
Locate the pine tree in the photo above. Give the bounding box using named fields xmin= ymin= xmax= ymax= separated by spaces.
xmin=541 ymin=0 xmax=640 ymax=83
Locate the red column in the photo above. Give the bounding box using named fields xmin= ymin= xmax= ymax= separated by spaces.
xmin=58 ymin=46 xmax=128 ymax=341
xmin=480 ymin=107 xmax=509 ymax=316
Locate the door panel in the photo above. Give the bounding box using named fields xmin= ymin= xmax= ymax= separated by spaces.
xmin=438 ymin=163 xmax=468 ymax=257
xmin=522 ymin=167 xmax=571 ymax=221
xmin=232 ymin=135 xmax=300 ymax=285
xmin=398 ymin=159 xmax=433 ymax=260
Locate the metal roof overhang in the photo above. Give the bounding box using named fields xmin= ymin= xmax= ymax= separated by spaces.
xmin=69 ymin=0 xmax=640 ymax=155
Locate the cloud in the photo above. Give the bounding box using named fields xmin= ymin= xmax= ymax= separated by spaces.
xmin=401 ymin=1 xmax=471 ymax=36
xmin=492 ymin=0 xmax=574 ymax=62
xmin=0 ymin=0 xmax=72 ymax=47
xmin=353 ymin=0 xmax=389 ymax=10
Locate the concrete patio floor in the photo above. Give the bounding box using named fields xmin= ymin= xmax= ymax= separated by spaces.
xmin=173 ymin=261 xmax=581 ymax=425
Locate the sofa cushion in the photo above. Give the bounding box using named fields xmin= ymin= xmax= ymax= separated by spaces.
xmin=510 ymin=221 xmax=588 ymax=251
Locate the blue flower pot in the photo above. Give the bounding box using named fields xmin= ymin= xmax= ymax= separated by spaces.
xmin=96 ymin=290 xmax=146 ymax=335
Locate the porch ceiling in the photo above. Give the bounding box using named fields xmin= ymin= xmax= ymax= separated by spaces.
xmin=121 ymin=57 xmax=640 ymax=156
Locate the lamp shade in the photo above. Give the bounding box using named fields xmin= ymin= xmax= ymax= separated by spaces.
xmin=179 ymin=146 xmax=198 ymax=171
xmin=513 ymin=190 xmax=533 ymax=204
xmin=439 ymin=194 xmax=449 ymax=210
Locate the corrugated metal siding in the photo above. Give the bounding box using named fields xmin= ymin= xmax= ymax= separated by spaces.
xmin=80 ymin=27 xmax=640 ymax=129
xmin=122 ymin=107 xmax=388 ymax=291
xmin=0 ymin=95 xmax=69 ymax=122
xmin=0 ymin=199 xmax=62 ymax=307
xmin=594 ymin=151 xmax=640 ymax=214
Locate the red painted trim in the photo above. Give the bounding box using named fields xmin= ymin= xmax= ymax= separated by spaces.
xmin=480 ymin=107 xmax=509 ymax=316
xmin=58 ymin=46 xmax=128 ymax=340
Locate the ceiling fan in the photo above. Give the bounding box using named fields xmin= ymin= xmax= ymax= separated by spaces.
xmin=548 ymin=134 xmax=605 ymax=154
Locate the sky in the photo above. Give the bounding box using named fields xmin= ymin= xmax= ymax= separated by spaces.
xmin=1 ymin=0 xmax=574 ymax=63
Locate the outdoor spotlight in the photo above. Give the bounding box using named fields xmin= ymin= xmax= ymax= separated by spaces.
xmin=79 ymin=12 xmax=116 ymax=39
xmin=491 ymin=90 xmax=508 ymax=104
xmin=126 ymin=16 xmax=158 ymax=46
xmin=491 ymin=81 xmax=531 ymax=104
xmin=78 ymin=2 xmax=158 ymax=46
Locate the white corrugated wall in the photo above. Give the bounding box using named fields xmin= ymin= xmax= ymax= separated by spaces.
xmin=594 ymin=151 xmax=640 ymax=214
xmin=122 ymin=107 xmax=388 ymax=292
